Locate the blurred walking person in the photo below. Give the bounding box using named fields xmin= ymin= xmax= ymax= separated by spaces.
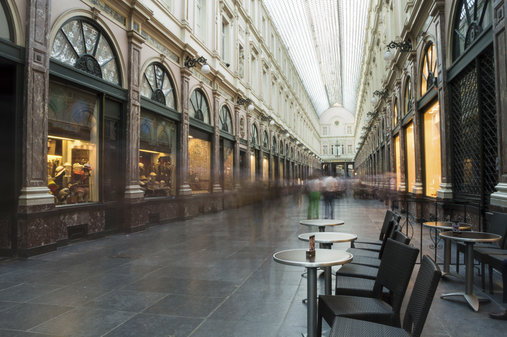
xmin=322 ymin=175 xmax=338 ymax=219
xmin=306 ymin=175 xmax=321 ymax=219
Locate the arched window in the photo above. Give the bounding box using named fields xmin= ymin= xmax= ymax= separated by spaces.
xmin=280 ymin=141 xmax=284 ymax=155
xmin=51 ymin=18 xmax=120 ymax=85
xmin=421 ymin=43 xmax=438 ymax=96
xmin=285 ymin=144 xmax=289 ymax=157
xmin=141 ymin=63 xmax=176 ymax=109
xmin=453 ymin=0 xmax=493 ymax=61
xmin=0 ymin=0 xmax=13 ymax=41
xmin=251 ymin=123 xmax=259 ymax=146
xmin=219 ymin=105 xmax=233 ymax=133
xmin=403 ymin=77 xmax=413 ymax=115
xmin=189 ymin=89 xmax=210 ymax=124
xmin=393 ymin=97 xmax=398 ymax=126
xmin=263 ymin=130 xmax=269 ymax=149
xmin=272 ymin=136 xmax=277 ymax=154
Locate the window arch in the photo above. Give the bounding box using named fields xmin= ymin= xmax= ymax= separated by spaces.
xmin=263 ymin=130 xmax=269 ymax=149
xmin=189 ymin=88 xmax=210 ymax=124
xmin=51 ymin=17 xmax=120 ymax=85
xmin=403 ymin=77 xmax=413 ymax=115
xmin=421 ymin=43 xmax=438 ymax=96
xmin=141 ymin=63 xmax=176 ymax=109
xmin=0 ymin=0 xmax=14 ymax=41
xmin=272 ymin=136 xmax=277 ymax=154
xmin=219 ymin=105 xmax=233 ymax=133
xmin=285 ymin=144 xmax=289 ymax=157
xmin=453 ymin=0 xmax=493 ymax=61
xmin=251 ymin=123 xmax=259 ymax=146
xmin=280 ymin=141 xmax=284 ymax=155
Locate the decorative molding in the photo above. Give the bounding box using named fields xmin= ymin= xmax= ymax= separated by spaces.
xmin=85 ymin=0 xmax=126 ymax=26
xmin=490 ymin=183 xmax=507 ymax=208
xmin=140 ymin=30 xmax=179 ymax=63
xmin=18 ymin=187 xmax=54 ymax=207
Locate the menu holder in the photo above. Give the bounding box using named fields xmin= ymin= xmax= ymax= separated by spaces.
xmin=306 ymin=235 xmax=315 ymax=258
xmin=452 ymin=222 xmax=462 ymax=235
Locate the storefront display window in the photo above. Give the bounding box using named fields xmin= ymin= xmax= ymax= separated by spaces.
xmin=421 ymin=43 xmax=437 ymax=96
xmin=393 ymin=98 xmax=398 ymax=127
xmin=394 ymin=135 xmax=401 ymax=190
xmin=189 ymin=89 xmax=210 ymax=124
xmin=48 ymin=82 xmax=99 ymax=205
xmin=405 ymin=122 xmax=415 ymax=192
xmin=250 ymin=151 xmax=257 ymax=182
xmin=189 ymin=129 xmax=211 ymax=193
xmin=404 ymin=77 xmax=413 ymax=115
xmin=222 ymin=139 xmax=234 ymax=190
xmin=139 ymin=110 xmax=177 ymax=197
xmin=51 ymin=18 xmax=120 ymax=85
xmin=141 ymin=63 xmax=176 ymax=109
xmin=263 ymin=155 xmax=269 ymax=182
xmin=423 ymin=101 xmax=442 ymax=197
xmin=263 ymin=131 xmax=269 ymax=150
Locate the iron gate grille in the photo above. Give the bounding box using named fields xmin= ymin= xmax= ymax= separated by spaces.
xmin=450 ymin=48 xmax=498 ymax=204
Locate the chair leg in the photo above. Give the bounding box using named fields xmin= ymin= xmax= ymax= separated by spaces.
xmin=316 ymin=307 xmax=323 ymax=337
xmin=481 ymin=261 xmax=485 ymax=291
xmin=489 ymin=264 xmax=494 ymax=294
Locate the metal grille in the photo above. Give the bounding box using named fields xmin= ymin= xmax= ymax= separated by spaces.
xmin=450 ymin=48 xmax=498 ymax=204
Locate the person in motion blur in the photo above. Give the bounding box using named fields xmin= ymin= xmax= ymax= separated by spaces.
xmin=322 ymin=175 xmax=338 ymax=219
xmin=306 ymin=175 xmax=321 ymax=219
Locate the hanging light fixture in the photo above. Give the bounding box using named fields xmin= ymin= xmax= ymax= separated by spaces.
xmin=384 ymin=49 xmax=394 ymax=62
xmin=270 ymin=119 xmax=275 ymax=125
xmin=184 ymin=56 xmax=211 ymax=74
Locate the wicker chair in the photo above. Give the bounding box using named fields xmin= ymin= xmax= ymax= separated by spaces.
xmin=318 ymin=239 xmax=419 ymax=337
xmin=344 ymin=229 xmax=410 ymax=269
xmin=347 ymin=223 xmax=402 ymax=259
xmin=328 ymin=255 xmax=441 ymax=337
xmin=351 ymin=210 xmax=401 ymax=251
xmin=486 ymin=253 xmax=507 ymax=293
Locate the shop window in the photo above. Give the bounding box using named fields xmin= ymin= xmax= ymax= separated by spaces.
xmin=51 ymin=18 xmax=120 ymax=85
xmin=395 ymin=135 xmax=401 ymax=190
xmin=250 ymin=151 xmax=257 ymax=182
xmin=251 ymin=123 xmax=259 ymax=146
xmin=272 ymin=136 xmax=277 ymax=154
xmin=139 ymin=110 xmax=177 ymax=197
xmin=0 ymin=0 xmax=13 ymax=41
xmin=189 ymin=128 xmax=211 ymax=193
xmin=405 ymin=122 xmax=415 ymax=192
xmin=263 ymin=155 xmax=269 ymax=182
xmin=189 ymin=89 xmax=210 ymax=124
xmin=279 ymin=141 xmax=283 ymax=155
xmin=222 ymin=139 xmax=234 ymax=190
xmin=141 ymin=63 xmax=176 ymax=109
xmin=453 ymin=0 xmax=493 ymax=61
xmin=403 ymin=77 xmax=413 ymax=115
xmin=421 ymin=43 xmax=438 ymax=96
xmin=219 ymin=105 xmax=233 ymax=133
xmin=423 ymin=101 xmax=442 ymax=197
xmin=47 ymin=82 xmax=99 ymax=205
xmin=393 ymin=97 xmax=398 ymax=127
xmin=103 ymin=99 xmax=123 ymax=202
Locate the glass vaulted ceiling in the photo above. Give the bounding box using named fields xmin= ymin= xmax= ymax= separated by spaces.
xmin=264 ymin=0 xmax=370 ymax=115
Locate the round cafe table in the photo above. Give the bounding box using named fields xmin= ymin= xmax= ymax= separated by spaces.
xmin=273 ymin=249 xmax=353 ymax=337
xmin=299 ymin=219 xmax=345 ymax=232
xmin=422 ymin=221 xmax=471 ymax=278
xmin=439 ymin=231 xmax=501 ymax=311
xmin=298 ymin=232 xmax=357 ymax=295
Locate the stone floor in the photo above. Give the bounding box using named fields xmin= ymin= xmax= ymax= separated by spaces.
xmin=0 ymin=194 xmax=505 ymax=336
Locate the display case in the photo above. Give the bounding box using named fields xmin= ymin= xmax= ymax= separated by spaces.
xmin=47 ymin=82 xmax=99 ymax=205
xmin=189 ymin=128 xmax=211 ymax=193
xmin=423 ymin=101 xmax=441 ymax=197
xmin=405 ymin=122 xmax=415 ymax=193
xmin=139 ymin=110 xmax=177 ymax=197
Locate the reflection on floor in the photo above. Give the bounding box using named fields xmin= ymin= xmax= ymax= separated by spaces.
xmin=0 ymin=194 xmax=505 ymax=336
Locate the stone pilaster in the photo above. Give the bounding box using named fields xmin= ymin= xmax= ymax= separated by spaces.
xmin=124 ymin=31 xmax=145 ymax=200
xmin=212 ymin=90 xmax=222 ymax=192
xmin=179 ymin=69 xmax=192 ymax=195
xmin=234 ymin=105 xmax=241 ymax=189
xmin=432 ymin=1 xmax=453 ymax=199
xmin=410 ymin=52 xmax=423 ymax=196
xmin=18 ymin=0 xmax=54 ymax=210
xmin=490 ymin=0 xmax=507 ymax=209
xmin=246 ymin=113 xmax=252 ymax=183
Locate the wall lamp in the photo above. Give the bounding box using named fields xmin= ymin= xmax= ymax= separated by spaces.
xmin=384 ymin=39 xmax=412 ymax=61
xmin=237 ymin=97 xmax=254 ymax=111
xmin=184 ymin=56 xmax=211 ymax=74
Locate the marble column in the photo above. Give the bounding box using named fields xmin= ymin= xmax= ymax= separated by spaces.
xmin=233 ymin=105 xmax=241 ymax=189
xmin=179 ymin=69 xmax=192 ymax=195
xmin=212 ymin=90 xmax=222 ymax=192
xmin=18 ymin=0 xmax=54 ymax=211
xmin=490 ymin=0 xmax=507 ymax=209
xmin=410 ymin=52 xmax=424 ymax=196
xmin=246 ymin=113 xmax=252 ymax=183
xmin=432 ymin=1 xmax=453 ymax=199
xmin=124 ymin=31 xmax=145 ymax=200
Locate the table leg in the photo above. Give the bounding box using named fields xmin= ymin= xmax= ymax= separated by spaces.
xmin=324 ymin=266 xmax=332 ymax=295
xmin=319 ymin=226 xmax=325 ymax=232
xmin=434 ymin=229 xmax=438 ymax=264
xmin=307 ymin=267 xmax=317 ymax=337
xmin=441 ymin=238 xmax=460 ymax=279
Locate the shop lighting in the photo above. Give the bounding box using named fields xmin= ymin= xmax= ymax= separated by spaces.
xmin=387 ymin=39 xmax=412 ymax=52
xmin=270 ymin=119 xmax=275 ymax=125
xmin=184 ymin=56 xmax=211 ymax=74
xmin=237 ymin=97 xmax=254 ymax=111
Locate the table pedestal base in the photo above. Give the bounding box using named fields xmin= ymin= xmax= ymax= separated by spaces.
xmin=440 ymin=292 xmax=490 ymax=312
xmin=441 ymin=271 xmax=462 ymax=279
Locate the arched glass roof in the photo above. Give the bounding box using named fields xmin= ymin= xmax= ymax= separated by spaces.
xmin=264 ymin=0 xmax=370 ymax=115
